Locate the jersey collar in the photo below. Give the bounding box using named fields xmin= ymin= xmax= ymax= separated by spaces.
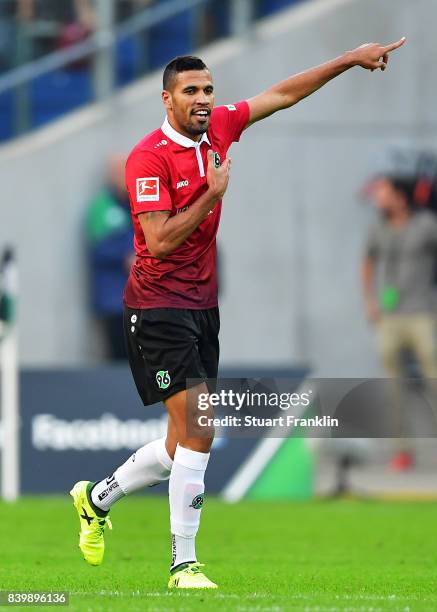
xmin=161 ymin=117 xmax=211 ymax=148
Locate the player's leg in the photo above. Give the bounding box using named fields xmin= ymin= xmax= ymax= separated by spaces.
xmin=167 ymin=309 xmax=220 ymax=588
xmin=89 ymin=436 xmax=173 ymax=509
xmin=70 ymin=432 xmax=174 ymax=566
xmin=89 ymin=305 xmax=175 ymax=512
xmin=71 ymin=417 xmax=178 ymax=567
xmin=70 ymin=307 xmax=176 ymax=566
xmin=88 ymin=404 xmax=178 ymax=514
xmin=165 ymin=384 xmax=217 ymax=589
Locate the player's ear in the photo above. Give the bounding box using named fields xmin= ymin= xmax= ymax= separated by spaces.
xmin=162 ymin=90 xmax=172 ymax=111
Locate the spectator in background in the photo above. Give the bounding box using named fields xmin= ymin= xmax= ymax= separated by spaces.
xmin=14 ymin=0 xmax=95 ymax=61
xmin=16 ymin=0 xmax=95 ymax=26
xmin=362 ymin=175 xmax=437 ymax=470
xmin=86 ymin=155 xmax=134 ymax=360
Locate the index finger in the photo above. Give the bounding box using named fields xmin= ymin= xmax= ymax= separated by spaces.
xmin=383 ymin=36 xmax=406 ymax=53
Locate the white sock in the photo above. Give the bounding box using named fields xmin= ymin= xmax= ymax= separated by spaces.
xmin=91 ymin=437 xmax=173 ymax=512
xmin=91 ymin=474 xmax=124 ymax=511
xmin=169 ymin=445 xmax=210 ymax=569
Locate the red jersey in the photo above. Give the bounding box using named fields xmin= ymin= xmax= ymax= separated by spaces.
xmin=124 ymin=100 xmax=250 ymax=309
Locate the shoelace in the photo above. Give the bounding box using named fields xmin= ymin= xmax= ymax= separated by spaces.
xmin=95 ymin=517 xmax=113 ymax=537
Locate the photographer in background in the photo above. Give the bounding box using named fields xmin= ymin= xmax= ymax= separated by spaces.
xmin=362 ymin=170 xmax=437 ymax=470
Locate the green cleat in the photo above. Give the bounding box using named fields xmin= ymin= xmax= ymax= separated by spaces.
xmin=168 ymin=562 xmax=218 ymax=589
xmin=70 ymin=480 xmax=112 ymax=566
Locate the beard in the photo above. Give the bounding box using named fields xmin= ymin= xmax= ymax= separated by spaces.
xmin=185 ymin=119 xmax=209 ymax=136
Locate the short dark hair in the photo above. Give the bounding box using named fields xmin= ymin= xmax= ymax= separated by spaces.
xmin=163 ymin=55 xmax=208 ymax=90
xmin=386 ymin=175 xmax=416 ymax=206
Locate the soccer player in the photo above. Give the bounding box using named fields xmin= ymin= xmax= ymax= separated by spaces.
xmin=71 ymin=37 xmax=405 ymax=589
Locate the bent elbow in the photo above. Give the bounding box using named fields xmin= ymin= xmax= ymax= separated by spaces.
xmin=148 ymin=241 xmax=170 ymax=260
xmin=153 ymin=250 xmax=167 ymax=261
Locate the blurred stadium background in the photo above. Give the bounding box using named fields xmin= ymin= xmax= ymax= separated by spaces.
xmin=1 ymin=0 xmax=437 ymax=509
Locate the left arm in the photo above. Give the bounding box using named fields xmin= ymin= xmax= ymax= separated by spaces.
xmin=246 ymin=38 xmax=406 ymax=127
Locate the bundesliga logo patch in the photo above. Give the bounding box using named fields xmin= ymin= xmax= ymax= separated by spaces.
xmin=136 ymin=177 xmax=159 ymax=202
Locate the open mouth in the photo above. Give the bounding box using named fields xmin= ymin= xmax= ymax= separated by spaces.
xmin=192 ymin=109 xmax=210 ymax=119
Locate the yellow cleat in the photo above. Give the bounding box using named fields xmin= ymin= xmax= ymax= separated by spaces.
xmin=70 ymin=480 xmax=112 ymax=566
xmin=168 ymin=563 xmax=218 ymax=589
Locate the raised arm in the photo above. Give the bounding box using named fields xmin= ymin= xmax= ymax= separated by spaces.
xmin=246 ymin=38 xmax=406 ymax=127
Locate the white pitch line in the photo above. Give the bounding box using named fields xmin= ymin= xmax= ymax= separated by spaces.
xmin=67 ymin=590 xmax=427 ymax=603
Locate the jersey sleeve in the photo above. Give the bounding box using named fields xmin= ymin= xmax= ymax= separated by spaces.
xmin=211 ymin=100 xmax=250 ymax=148
xmin=125 ymin=151 xmax=172 ymax=215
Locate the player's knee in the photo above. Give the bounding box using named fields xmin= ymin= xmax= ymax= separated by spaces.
xmin=199 ymin=436 xmax=214 ymax=453
xmin=178 ymin=436 xmax=214 ymax=453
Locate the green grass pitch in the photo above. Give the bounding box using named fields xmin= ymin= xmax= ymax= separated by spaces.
xmin=0 ymin=496 xmax=436 ymax=611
